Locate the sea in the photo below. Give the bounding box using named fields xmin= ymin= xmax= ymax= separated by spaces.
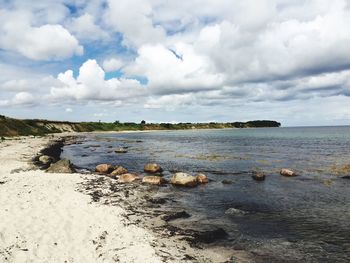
xmin=62 ymin=127 xmax=350 ymax=262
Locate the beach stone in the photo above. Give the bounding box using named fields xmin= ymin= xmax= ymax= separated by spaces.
xmin=142 ymin=176 xmax=167 ymax=185
xmin=196 ymin=173 xmax=209 ymax=184
xmin=252 ymin=172 xmax=266 ymax=181
xmin=96 ymin=164 xmax=114 ymax=174
xmin=144 ymin=163 xmax=163 ymax=173
xmin=39 ymin=155 xmax=54 ymax=165
xmin=118 ymin=173 xmax=140 ymax=183
xmin=171 ymin=172 xmax=198 ymax=187
xmin=47 ymin=159 xmax=75 ymax=173
xmin=280 ymin=168 xmax=298 ymax=177
xmin=111 ymin=166 xmax=128 ymax=176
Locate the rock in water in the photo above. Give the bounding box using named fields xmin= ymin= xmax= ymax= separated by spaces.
xmin=95 ymin=164 xmax=114 ymax=174
xmin=118 ymin=173 xmax=140 ymax=183
xmin=196 ymin=173 xmax=209 ymax=183
xmin=144 ymin=163 xmax=163 ymax=173
xmin=142 ymin=176 xmax=167 ymax=185
xmin=171 ymin=172 xmax=198 ymax=187
xmin=115 ymin=148 xmax=128 ymax=153
xmin=111 ymin=166 xmax=128 ymax=176
xmin=280 ymin=168 xmax=298 ymax=177
xmin=39 ymin=155 xmax=54 ymax=165
xmin=222 ymin=180 xmax=234 ymax=185
xmin=252 ymin=172 xmax=266 ymax=181
xmin=47 ymin=159 xmax=75 ymax=173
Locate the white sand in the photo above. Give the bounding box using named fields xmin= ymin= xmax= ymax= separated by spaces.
xmin=0 ymin=136 xmax=168 ymax=263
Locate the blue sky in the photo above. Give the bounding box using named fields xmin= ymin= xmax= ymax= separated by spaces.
xmin=1 ymin=0 xmax=350 ymax=126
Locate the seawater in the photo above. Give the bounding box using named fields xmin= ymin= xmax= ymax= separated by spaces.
xmin=62 ymin=127 xmax=350 ymax=262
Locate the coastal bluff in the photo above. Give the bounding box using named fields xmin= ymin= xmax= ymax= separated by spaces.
xmin=0 ymin=115 xmax=281 ymax=137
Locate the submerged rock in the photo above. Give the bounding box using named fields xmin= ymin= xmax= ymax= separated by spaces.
xmin=118 ymin=173 xmax=140 ymax=183
xmin=111 ymin=166 xmax=128 ymax=176
xmin=171 ymin=172 xmax=198 ymax=187
xmin=95 ymin=164 xmax=114 ymax=174
xmin=162 ymin=211 xmax=191 ymax=222
xmin=142 ymin=176 xmax=167 ymax=185
xmin=252 ymin=172 xmax=266 ymax=181
xmin=222 ymin=180 xmax=234 ymax=185
xmin=196 ymin=173 xmax=209 ymax=184
xmin=144 ymin=163 xmax=163 ymax=173
xmin=280 ymin=168 xmax=298 ymax=177
xmin=47 ymin=159 xmax=75 ymax=173
xmin=192 ymin=228 xmax=228 ymax=244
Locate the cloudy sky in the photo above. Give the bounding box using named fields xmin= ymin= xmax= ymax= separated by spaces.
xmin=1 ymin=0 xmax=350 ymax=126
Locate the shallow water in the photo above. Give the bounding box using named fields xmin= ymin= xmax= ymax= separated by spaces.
xmin=62 ymin=127 xmax=350 ymax=262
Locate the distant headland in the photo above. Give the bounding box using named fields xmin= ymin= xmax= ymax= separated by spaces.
xmin=0 ymin=115 xmax=281 ymax=137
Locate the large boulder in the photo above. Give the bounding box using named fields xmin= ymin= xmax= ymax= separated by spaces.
xmin=144 ymin=163 xmax=163 ymax=173
xmin=111 ymin=166 xmax=128 ymax=176
xmin=196 ymin=173 xmax=208 ymax=184
xmin=280 ymin=169 xmax=298 ymax=177
xmin=95 ymin=164 xmax=114 ymax=174
xmin=142 ymin=176 xmax=167 ymax=185
xmin=118 ymin=173 xmax=140 ymax=183
xmin=171 ymin=172 xmax=198 ymax=187
xmin=47 ymin=159 xmax=75 ymax=173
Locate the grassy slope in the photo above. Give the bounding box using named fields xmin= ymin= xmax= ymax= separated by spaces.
xmin=0 ymin=115 xmax=281 ymax=137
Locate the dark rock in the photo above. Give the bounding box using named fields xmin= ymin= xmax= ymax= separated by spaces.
xmin=341 ymin=175 xmax=350 ymax=179
xmin=252 ymin=172 xmax=265 ymax=181
xmin=162 ymin=211 xmax=191 ymax=222
xmin=222 ymin=180 xmax=234 ymax=184
xmin=192 ymin=228 xmax=228 ymax=244
xmin=47 ymin=159 xmax=75 ymax=173
xmin=115 ymin=148 xmax=128 ymax=153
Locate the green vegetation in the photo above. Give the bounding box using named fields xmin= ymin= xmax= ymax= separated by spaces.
xmin=0 ymin=115 xmax=281 ymax=137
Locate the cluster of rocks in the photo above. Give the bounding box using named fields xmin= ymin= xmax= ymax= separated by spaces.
xmin=250 ymin=168 xmax=299 ymax=182
xmin=95 ymin=162 xmax=209 ymax=187
xmin=33 ymin=138 xmax=77 ymax=173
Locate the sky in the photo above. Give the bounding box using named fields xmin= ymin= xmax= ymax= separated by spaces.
xmin=1 ymin=0 xmax=350 ymax=126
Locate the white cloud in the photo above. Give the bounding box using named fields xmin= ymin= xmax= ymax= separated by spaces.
xmin=68 ymin=13 xmax=109 ymax=41
xmin=105 ymin=0 xmax=165 ymax=47
xmin=0 ymin=92 xmax=35 ymax=106
xmin=102 ymin=58 xmax=123 ymax=72
xmin=65 ymin=108 xmax=73 ymax=112
xmin=0 ymin=9 xmax=83 ymax=61
xmin=126 ymin=43 xmax=224 ymax=94
xmin=49 ymin=59 xmax=145 ymax=102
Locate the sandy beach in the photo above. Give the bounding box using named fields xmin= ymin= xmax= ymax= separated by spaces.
xmin=0 ymin=135 xmax=238 ymax=263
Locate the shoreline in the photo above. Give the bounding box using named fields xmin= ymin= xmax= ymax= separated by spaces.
xmin=0 ymin=134 xmax=248 ymax=262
